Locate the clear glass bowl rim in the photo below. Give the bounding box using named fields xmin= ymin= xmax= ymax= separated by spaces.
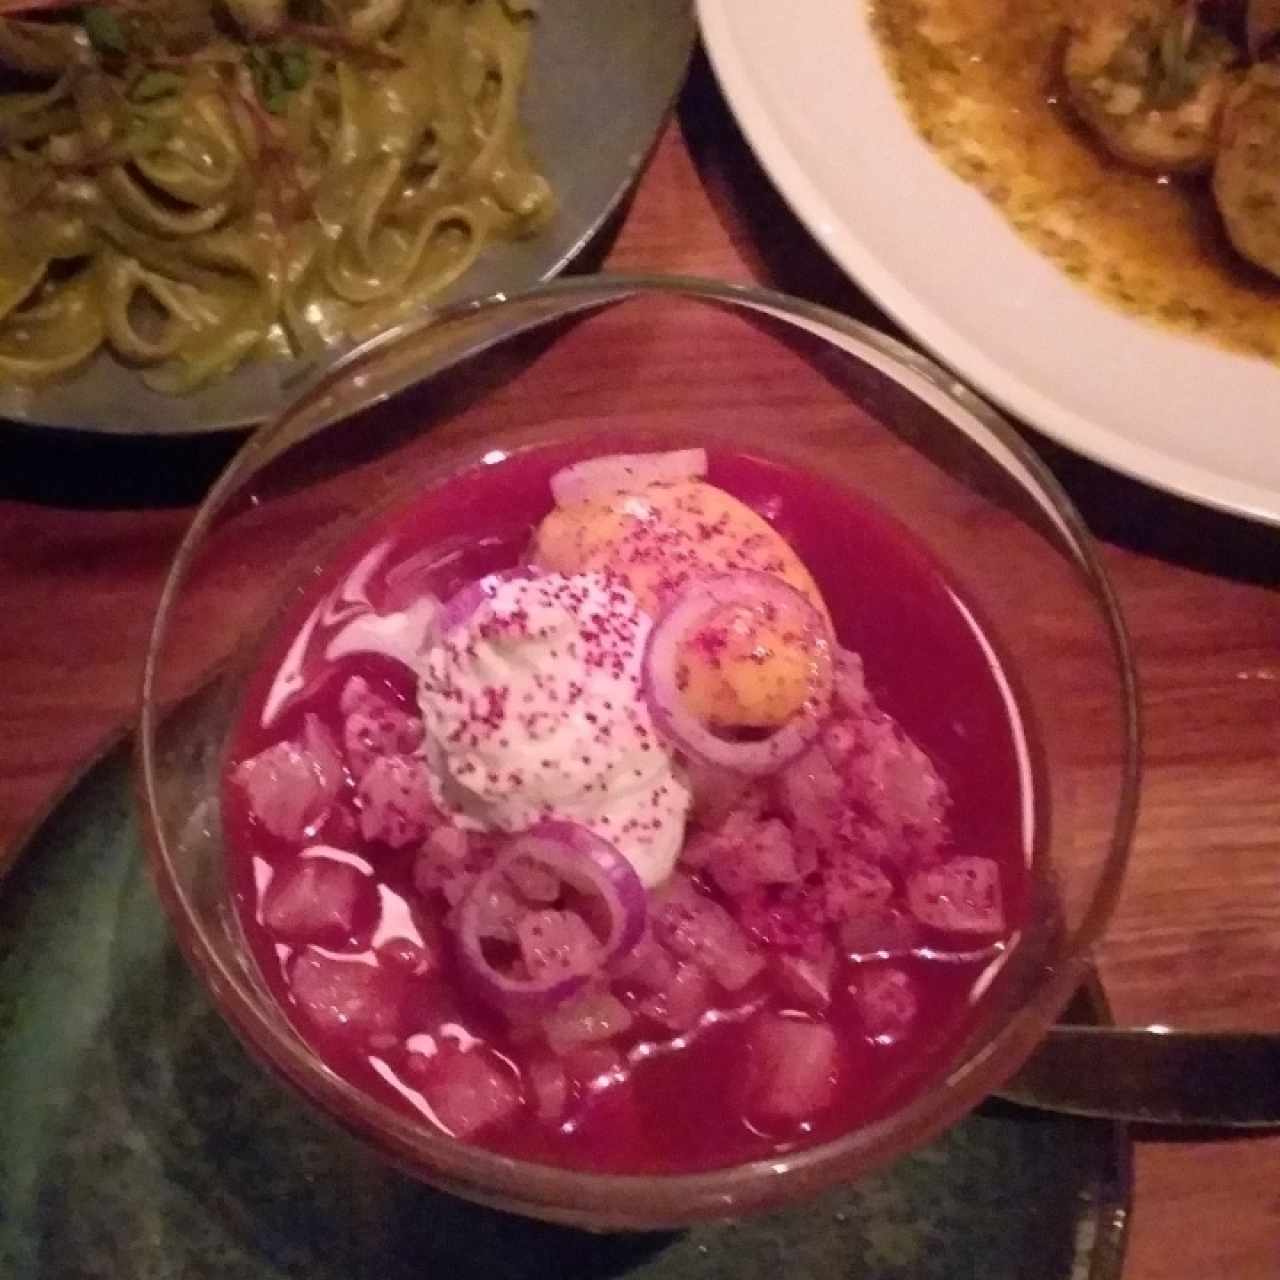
xmin=138 ymin=271 xmax=1141 ymax=1224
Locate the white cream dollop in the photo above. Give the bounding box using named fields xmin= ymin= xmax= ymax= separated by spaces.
xmin=417 ymin=572 xmax=690 ymax=887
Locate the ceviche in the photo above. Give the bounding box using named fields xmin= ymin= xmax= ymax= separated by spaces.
xmin=222 ymin=443 xmax=1033 ymax=1174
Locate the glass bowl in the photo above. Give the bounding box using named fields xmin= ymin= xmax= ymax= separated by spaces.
xmin=138 ymin=275 xmax=1139 ymax=1230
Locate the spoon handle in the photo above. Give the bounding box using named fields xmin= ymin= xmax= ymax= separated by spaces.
xmin=998 ymin=1025 xmax=1280 ymax=1128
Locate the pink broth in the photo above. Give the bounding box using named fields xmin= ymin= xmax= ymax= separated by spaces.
xmin=222 ymin=443 xmax=1032 ymax=1174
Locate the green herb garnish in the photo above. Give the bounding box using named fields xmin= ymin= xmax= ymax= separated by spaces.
xmin=279 ymin=47 xmax=309 ymax=91
xmin=246 ymin=42 xmax=310 ymax=114
xmin=82 ymin=7 xmax=128 ymax=58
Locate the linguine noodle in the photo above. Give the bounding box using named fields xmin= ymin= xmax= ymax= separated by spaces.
xmin=0 ymin=0 xmax=552 ymax=392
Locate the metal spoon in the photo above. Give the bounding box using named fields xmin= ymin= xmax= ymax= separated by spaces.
xmin=998 ymin=1024 xmax=1280 ymax=1128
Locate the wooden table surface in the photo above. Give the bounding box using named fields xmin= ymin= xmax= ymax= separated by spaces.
xmin=1 ymin=57 xmax=1277 ymax=1280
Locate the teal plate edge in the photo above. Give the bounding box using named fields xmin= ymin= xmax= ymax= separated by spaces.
xmin=0 ymin=739 xmax=1131 ymax=1280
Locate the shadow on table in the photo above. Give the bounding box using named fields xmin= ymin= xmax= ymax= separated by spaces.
xmin=0 ymin=424 xmax=246 ymax=511
xmin=1030 ymin=439 xmax=1279 ymax=589
xmin=677 ymin=57 xmax=1279 ymax=591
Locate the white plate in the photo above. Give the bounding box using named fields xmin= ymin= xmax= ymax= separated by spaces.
xmin=698 ymin=0 xmax=1280 ymax=526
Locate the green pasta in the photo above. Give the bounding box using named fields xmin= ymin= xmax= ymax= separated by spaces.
xmin=0 ymin=0 xmax=553 ymax=392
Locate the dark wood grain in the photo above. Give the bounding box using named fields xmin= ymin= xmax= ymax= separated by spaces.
xmin=1 ymin=60 xmax=1278 ymax=1280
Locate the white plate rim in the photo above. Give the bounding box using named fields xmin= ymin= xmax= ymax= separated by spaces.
xmin=698 ymin=0 xmax=1280 ymax=527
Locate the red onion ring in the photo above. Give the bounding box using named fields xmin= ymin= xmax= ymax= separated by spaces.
xmin=436 ymin=567 xmax=541 ymax=636
xmin=549 ymin=449 xmax=708 ymax=508
xmin=641 ymin=570 xmax=833 ymax=776
xmin=454 ymin=822 xmax=648 ymax=1014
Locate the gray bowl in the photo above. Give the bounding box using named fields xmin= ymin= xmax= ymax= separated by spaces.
xmin=0 ymin=1 xmax=694 ymax=435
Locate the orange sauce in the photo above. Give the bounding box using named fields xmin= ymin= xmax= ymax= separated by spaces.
xmin=869 ymin=0 xmax=1280 ymax=360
